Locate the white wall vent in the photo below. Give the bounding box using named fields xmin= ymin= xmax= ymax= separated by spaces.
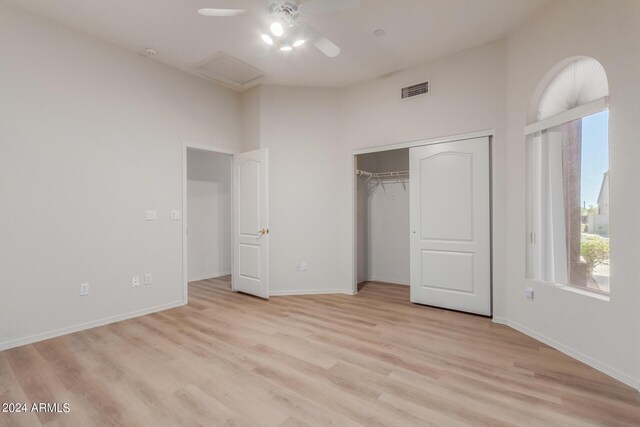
xmin=401 ymin=81 xmax=430 ymax=100
xmin=188 ymin=52 xmax=265 ymax=92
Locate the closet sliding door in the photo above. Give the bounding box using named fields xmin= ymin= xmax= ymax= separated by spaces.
xmin=409 ymin=137 xmax=491 ymax=316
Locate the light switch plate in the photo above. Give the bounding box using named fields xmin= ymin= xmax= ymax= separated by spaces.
xmin=145 ymin=210 xmax=157 ymax=221
xmin=145 ymin=273 xmax=152 ymax=285
xmin=170 ymin=210 xmax=181 ymax=220
xmin=525 ymin=287 xmax=534 ymax=300
xmin=80 ymin=283 xmax=90 ymax=296
xmin=132 ymin=276 xmax=140 ymax=287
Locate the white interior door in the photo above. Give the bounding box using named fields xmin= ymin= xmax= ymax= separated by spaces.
xmin=233 ymin=148 xmax=269 ymax=299
xmin=409 ymin=137 xmax=491 ymax=315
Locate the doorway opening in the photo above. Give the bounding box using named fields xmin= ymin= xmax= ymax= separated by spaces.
xmin=183 ymin=146 xmax=233 ymax=301
xmin=355 ymin=148 xmax=410 ymax=296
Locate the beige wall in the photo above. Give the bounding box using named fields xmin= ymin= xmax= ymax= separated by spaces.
xmin=0 ymin=3 xmax=241 ymax=349
xmin=258 ymin=85 xmax=350 ymax=295
xmin=240 ymin=86 xmax=262 ymax=152
xmin=503 ymin=0 xmax=640 ymax=388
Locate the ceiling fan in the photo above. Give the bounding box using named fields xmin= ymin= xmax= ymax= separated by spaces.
xmin=197 ymin=0 xmax=361 ymax=57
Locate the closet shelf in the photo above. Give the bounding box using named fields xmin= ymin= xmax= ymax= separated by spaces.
xmin=356 ymin=169 xmax=409 ymax=179
xmin=356 ymin=169 xmax=409 ymax=194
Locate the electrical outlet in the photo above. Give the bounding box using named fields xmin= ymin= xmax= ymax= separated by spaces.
xmin=525 ymin=287 xmax=534 ymax=300
xmin=170 ymin=210 xmax=181 ymax=220
xmin=80 ymin=283 xmax=90 ymax=296
xmin=145 ymin=210 xmax=157 ymax=221
xmin=132 ymin=276 xmax=140 ymax=287
xmin=145 ymin=273 xmax=152 ymax=285
xmin=296 ymin=262 xmax=308 ymax=272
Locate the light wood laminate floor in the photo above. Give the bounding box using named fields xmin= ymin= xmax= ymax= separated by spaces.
xmin=1 ymin=277 xmax=639 ymax=426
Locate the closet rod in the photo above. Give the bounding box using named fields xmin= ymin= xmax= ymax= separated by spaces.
xmin=356 ymin=169 xmax=409 ymax=178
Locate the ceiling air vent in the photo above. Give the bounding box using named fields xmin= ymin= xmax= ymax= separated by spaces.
xmin=401 ymin=81 xmax=430 ymax=100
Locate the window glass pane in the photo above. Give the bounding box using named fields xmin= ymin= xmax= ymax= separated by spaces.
xmin=525 ymin=110 xmax=610 ymax=294
xmin=579 ymin=110 xmax=609 ymax=293
xmin=560 ymin=111 xmax=609 ymax=292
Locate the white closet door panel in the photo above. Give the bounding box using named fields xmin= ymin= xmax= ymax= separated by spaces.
xmin=419 ymin=153 xmax=473 ymax=242
xmin=410 ymin=137 xmax=491 ymax=315
xmin=420 ymin=250 xmax=475 ymax=293
xmin=238 ymin=160 xmax=261 ymax=237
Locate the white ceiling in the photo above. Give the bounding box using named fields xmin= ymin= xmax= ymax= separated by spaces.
xmin=6 ymin=0 xmax=550 ymax=88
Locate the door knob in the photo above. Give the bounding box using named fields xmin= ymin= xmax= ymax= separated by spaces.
xmin=258 ymin=228 xmax=269 ymax=235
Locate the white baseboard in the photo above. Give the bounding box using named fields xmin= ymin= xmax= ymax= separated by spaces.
xmin=492 ymin=316 xmax=640 ymax=392
xmin=0 ymin=300 xmax=186 ymax=352
xmin=188 ymin=272 xmax=231 ymax=282
xmin=270 ymin=288 xmax=355 ymax=297
xmin=363 ymin=277 xmax=410 ymax=286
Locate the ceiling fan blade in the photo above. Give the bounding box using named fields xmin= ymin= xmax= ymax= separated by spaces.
xmin=197 ymin=8 xmax=248 ymax=17
xmin=313 ymin=36 xmax=341 ymax=58
xmin=298 ymin=22 xmax=341 ymax=57
xmin=299 ymin=0 xmax=360 ymax=15
xmin=198 ymin=0 xmax=267 ymax=17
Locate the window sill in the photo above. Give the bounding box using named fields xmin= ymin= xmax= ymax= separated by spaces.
xmin=526 ymin=280 xmax=610 ymax=301
xmin=558 ymin=284 xmax=610 ymax=301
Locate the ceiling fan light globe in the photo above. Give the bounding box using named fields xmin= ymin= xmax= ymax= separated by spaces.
xmin=293 ymin=39 xmax=306 ymax=47
xmin=261 ymin=34 xmax=274 ymax=45
xmin=270 ymin=22 xmax=284 ymax=37
xmin=280 ymin=45 xmax=293 ymax=51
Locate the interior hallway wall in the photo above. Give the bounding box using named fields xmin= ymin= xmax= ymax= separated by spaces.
xmin=187 ymin=150 xmax=232 ymax=281
xmin=0 ymin=3 xmax=241 ymax=349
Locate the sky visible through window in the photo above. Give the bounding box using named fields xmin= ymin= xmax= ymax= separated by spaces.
xmin=581 ymin=110 xmax=609 ymax=208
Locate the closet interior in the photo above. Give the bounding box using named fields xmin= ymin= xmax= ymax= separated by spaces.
xmin=356 ymin=148 xmax=410 ymax=292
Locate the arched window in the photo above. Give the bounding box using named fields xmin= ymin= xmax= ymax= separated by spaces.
xmin=525 ymin=57 xmax=610 ymax=295
xmin=537 ymin=57 xmax=609 ymax=121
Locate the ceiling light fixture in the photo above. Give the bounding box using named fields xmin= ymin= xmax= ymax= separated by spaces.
xmin=280 ymin=45 xmax=293 ymax=51
xmin=270 ymin=22 xmax=284 ymax=37
xmin=199 ymin=0 xmax=362 ymax=58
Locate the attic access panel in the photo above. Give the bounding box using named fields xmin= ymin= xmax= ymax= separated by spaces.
xmin=189 ymin=52 xmax=265 ymax=91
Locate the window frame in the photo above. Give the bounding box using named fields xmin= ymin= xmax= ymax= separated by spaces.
xmin=524 ymin=97 xmax=608 ymax=136
xmin=525 ymin=97 xmax=611 ymax=298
